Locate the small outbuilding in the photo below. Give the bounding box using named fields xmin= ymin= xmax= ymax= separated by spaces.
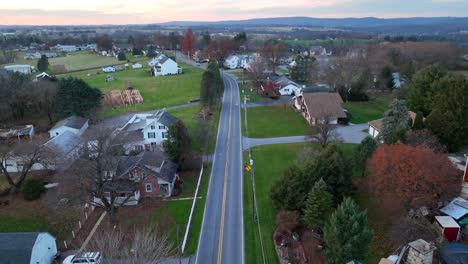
xmin=0 ymin=232 xmax=58 ymax=264
xmin=435 ymin=216 xmax=460 ymax=241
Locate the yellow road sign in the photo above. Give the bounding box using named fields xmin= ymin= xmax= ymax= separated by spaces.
xmin=245 ymin=165 xmax=251 ymax=171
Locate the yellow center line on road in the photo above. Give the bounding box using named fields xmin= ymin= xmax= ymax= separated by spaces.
xmin=217 ymin=76 xmax=234 ymax=264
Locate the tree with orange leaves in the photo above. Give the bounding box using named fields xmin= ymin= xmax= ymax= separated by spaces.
xmin=366 ymin=144 xmax=460 ymax=209
xmin=182 ymin=29 xmax=196 ymax=57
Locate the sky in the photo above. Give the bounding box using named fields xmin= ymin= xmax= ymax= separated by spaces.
xmin=1 ymin=0 xmax=468 ymax=25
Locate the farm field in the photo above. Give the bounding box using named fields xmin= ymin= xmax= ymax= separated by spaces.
xmin=243 ymin=142 xmax=387 ymax=264
xmin=49 ymin=53 xmax=120 ymax=72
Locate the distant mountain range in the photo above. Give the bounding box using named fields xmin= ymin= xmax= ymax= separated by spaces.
xmin=159 ymin=16 xmax=468 ymax=34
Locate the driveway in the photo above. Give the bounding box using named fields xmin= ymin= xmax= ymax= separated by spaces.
xmin=242 ymin=123 xmax=369 ymax=150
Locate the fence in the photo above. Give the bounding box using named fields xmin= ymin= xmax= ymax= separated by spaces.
xmin=62 ymin=204 xmax=95 ymax=250
xmin=181 ymin=165 xmax=204 ymax=253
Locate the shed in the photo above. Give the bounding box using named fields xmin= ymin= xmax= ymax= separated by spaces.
xmin=0 ymin=232 xmax=58 ymax=264
xmin=435 ymin=216 xmax=460 ymax=241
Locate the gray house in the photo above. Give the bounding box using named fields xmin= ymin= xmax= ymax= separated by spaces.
xmin=0 ymin=232 xmax=58 ymax=264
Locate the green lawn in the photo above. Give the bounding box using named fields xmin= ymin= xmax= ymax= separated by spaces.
xmin=151 ymin=165 xmax=211 ymax=256
xmin=0 ymin=215 xmax=49 ymax=233
xmin=343 ymin=95 xmax=393 ymax=124
xmin=49 ymin=53 xmax=120 ymax=72
xmin=244 ymin=143 xmax=360 ymax=264
xmin=242 ymin=105 xmax=310 ymax=138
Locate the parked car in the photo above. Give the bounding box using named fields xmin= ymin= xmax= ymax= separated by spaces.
xmin=63 ymin=252 xmax=103 ymax=264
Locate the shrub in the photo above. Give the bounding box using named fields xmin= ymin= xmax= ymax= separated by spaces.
xmin=22 ymin=178 xmax=45 ymax=201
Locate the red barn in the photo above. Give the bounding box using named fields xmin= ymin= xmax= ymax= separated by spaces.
xmin=435 ymin=216 xmax=460 ymax=241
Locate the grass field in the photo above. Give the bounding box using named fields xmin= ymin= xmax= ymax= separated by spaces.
xmin=244 ymin=143 xmax=365 ymax=264
xmin=60 ymin=63 xmax=203 ymax=118
xmin=49 ymin=53 xmax=120 ymax=72
xmin=343 ymin=95 xmax=393 ymax=124
xmin=242 ymin=105 xmax=310 ymax=138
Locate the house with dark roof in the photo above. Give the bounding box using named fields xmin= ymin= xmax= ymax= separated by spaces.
xmin=0 ymin=232 xmax=58 ymax=264
xmin=48 ymin=116 xmax=89 ymax=138
xmin=294 ymin=92 xmax=347 ymax=125
xmin=93 ymin=150 xmax=178 ymax=206
xmin=148 ymin=54 xmax=181 ymax=76
xmin=368 ymin=111 xmax=418 ymax=139
xmin=269 ymin=75 xmax=302 ymax=96
xmin=118 ymin=110 xmax=178 ymax=153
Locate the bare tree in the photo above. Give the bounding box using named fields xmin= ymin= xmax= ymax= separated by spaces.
xmin=309 ymin=116 xmax=341 ymax=148
xmin=246 ymin=56 xmax=268 ymax=88
xmin=0 ymin=140 xmax=53 ymax=194
xmin=88 ymin=227 xmax=172 ymax=264
xmin=259 ymin=40 xmax=288 ymax=74
xmin=73 ymin=125 xmax=129 ymax=223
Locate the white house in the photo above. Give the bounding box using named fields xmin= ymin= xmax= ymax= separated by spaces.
xmin=149 ymin=54 xmax=180 ymax=76
xmin=132 ymin=63 xmax=143 ymax=69
xmin=0 ymin=232 xmax=58 ymax=264
xmin=54 ymin=44 xmax=78 ymax=52
xmin=4 ymin=64 xmax=34 ymax=74
xmin=270 ymin=75 xmax=302 ymax=96
xmin=102 ymin=66 xmax=116 ymax=73
xmin=49 ymin=116 xmax=89 ymax=138
xmin=224 ymin=54 xmax=256 ymax=69
xmin=118 ymin=110 xmax=178 ymax=153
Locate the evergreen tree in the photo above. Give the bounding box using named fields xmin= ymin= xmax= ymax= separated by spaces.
xmin=37 ymin=54 xmax=49 ymax=72
xmin=354 ymin=136 xmax=377 ymax=175
xmin=146 ymin=45 xmax=156 ymax=58
xmin=200 ymin=70 xmax=216 ymax=109
xmin=132 ymin=48 xmax=141 ymax=56
xmin=233 ymin=32 xmax=247 ymax=44
xmin=163 ymin=120 xmax=192 ymax=167
xmin=56 ymin=77 xmax=102 ymax=117
xmin=324 ymin=198 xmax=373 ymax=264
xmin=270 ymin=165 xmax=309 ymax=211
xmin=412 ymin=111 xmax=424 ymax=130
xmin=380 ymin=65 xmax=393 ymax=90
xmin=117 ymin=52 xmax=127 ymax=61
xmin=407 ymin=64 xmax=447 ymax=116
xmin=380 ymin=99 xmax=410 ymax=144
xmin=303 ymin=178 xmax=334 ymax=229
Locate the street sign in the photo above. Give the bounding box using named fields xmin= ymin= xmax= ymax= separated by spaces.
xmin=245 ymin=165 xmax=251 ymax=171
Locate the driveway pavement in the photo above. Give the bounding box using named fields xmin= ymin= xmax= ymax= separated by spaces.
xmin=243 ymin=123 xmax=369 ymax=150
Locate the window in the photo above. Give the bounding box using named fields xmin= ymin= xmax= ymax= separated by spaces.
xmin=151 ymin=125 xmax=156 ymax=130
xmin=159 ymin=125 xmax=166 ymax=130
xmin=135 ymin=145 xmax=143 ymax=151
xmin=147 ymin=132 xmax=156 ymax=139
xmin=162 ymin=132 xmax=167 ymax=139
xmin=146 ymin=183 xmax=152 ymax=192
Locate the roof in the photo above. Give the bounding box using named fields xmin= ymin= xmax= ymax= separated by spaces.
xmin=435 ymin=216 xmax=460 ymax=228
xmin=0 ymin=125 xmax=34 ymax=139
xmin=159 ymin=112 xmax=178 ymax=127
xmin=116 ymin=151 xmax=178 ymax=184
xmin=302 ymin=92 xmax=346 ymax=119
xmin=44 ymin=130 xmax=82 ymax=157
xmin=0 ymin=232 xmax=51 ymax=263
xmin=51 ymin=116 xmax=88 ymax=131
xmin=440 ymin=243 xmax=468 ymax=264
xmin=440 ymin=197 xmax=468 ymax=220
xmin=302 ymin=85 xmax=330 ymax=93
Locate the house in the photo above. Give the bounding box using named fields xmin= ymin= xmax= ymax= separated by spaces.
xmin=224 ymin=54 xmax=256 ymax=69
xmin=309 ymin=46 xmax=331 ymax=57
xmin=43 ymin=130 xmax=83 ymax=169
xmin=102 ymin=66 xmax=116 ymax=73
xmin=294 ymin=92 xmax=347 ymax=125
xmin=54 ymin=44 xmax=78 ymax=52
xmin=149 ymin=54 xmax=181 ymax=76
xmin=368 ymin=111 xmax=418 ymax=138
xmin=0 ymin=125 xmax=34 ymax=142
xmin=35 ymin=72 xmax=51 ymax=81
xmin=118 ymin=110 xmax=178 ymax=153
xmin=49 ymin=116 xmax=89 ymax=138
xmin=0 ymin=232 xmax=58 ymax=264
xmin=270 ymin=75 xmax=302 ymax=96
xmin=435 ymin=216 xmax=460 ymax=241
xmin=93 ymin=150 xmax=178 ymax=206
xmin=132 ymin=63 xmax=143 ymax=69
xmin=4 ymin=64 xmax=34 ymax=74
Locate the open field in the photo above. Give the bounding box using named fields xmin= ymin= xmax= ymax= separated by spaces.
xmin=244 ymin=143 xmax=383 ymax=264
xmin=242 ymin=105 xmax=310 ymax=138
xmin=343 ymin=95 xmax=393 ymax=124
xmin=60 ymin=62 xmax=203 ymax=118
xmin=49 ymin=53 xmax=121 ymax=72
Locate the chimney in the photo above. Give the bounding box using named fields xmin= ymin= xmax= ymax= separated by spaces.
xmin=461 ymin=155 xmax=468 ymax=199
xmin=406 ymin=239 xmax=435 ymax=264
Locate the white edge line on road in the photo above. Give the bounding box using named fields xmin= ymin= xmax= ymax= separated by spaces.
xmin=194 ymin=70 xmax=227 ymax=264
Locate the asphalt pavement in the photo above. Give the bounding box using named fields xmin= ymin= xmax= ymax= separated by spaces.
xmin=195 ymin=72 xmax=244 ymax=264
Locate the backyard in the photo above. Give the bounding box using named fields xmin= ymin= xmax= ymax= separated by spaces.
xmin=243 ymin=142 xmax=388 ymax=264
xmin=242 ymin=105 xmax=310 ymax=138
xmin=343 ymin=95 xmax=393 ymax=124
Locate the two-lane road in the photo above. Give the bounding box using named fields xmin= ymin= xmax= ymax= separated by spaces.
xmin=195 ymin=72 xmax=244 ymax=264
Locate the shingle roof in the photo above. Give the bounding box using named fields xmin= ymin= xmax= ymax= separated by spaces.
xmin=0 ymin=232 xmax=42 ymax=263
xmin=44 ymin=130 xmax=82 ymax=156
xmin=116 ymin=151 xmax=177 ymax=183
xmin=302 ymin=92 xmax=346 ymax=119
xmin=51 ymin=116 xmax=88 ymax=130
xmin=158 ymin=112 xmax=178 ymax=127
